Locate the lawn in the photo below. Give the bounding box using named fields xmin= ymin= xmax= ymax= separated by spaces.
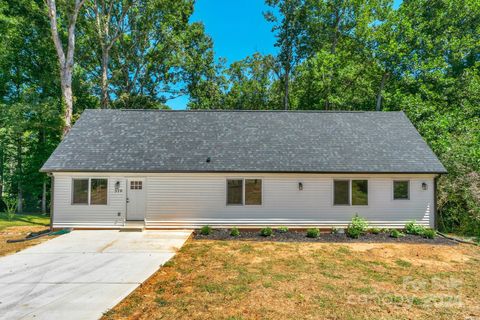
xmin=103 ymin=239 xmax=480 ymax=320
xmin=0 ymin=213 xmax=50 ymax=230
xmin=0 ymin=213 xmax=51 ymax=256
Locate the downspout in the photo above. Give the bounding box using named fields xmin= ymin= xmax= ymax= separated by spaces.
xmin=48 ymin=173 xmax=54 ymax=231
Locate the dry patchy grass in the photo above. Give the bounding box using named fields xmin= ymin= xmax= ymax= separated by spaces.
xmin=0 ymin=226 xmax=53 ymax=257
xmin=103 ymin=240 xmax=480 ymax=320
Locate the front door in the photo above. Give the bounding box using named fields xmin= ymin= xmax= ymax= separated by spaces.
xmin=126 ymin=178 xmax=146 ymax=221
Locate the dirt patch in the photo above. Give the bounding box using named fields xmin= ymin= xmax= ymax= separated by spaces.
xmin=195 ymin=229 xmax=456 ymax=245
xmin=103 ymin=239 xmax=480 ymax=320
xmin=0 ymin=226 xmax=54 ymax=257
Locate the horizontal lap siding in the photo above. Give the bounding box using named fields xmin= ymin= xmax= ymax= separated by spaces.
xmin=53 ymin=176 xmax=125 ymax=227
xmin=145 ymin=174 xmax=434 ymax=228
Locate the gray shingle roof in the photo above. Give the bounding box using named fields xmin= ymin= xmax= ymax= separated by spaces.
xmin=40 ymin=109 xmax=446 ymax=173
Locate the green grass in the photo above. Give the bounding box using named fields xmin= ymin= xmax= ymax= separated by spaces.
xmin=0 ymin=213 xmax=50 ymax=230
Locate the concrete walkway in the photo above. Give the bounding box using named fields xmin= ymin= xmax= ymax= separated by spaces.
xmin=0 ymin=230 xmax=192 ymax=320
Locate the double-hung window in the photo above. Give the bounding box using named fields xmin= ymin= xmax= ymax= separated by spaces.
xmin=227 ymin=179 xmax=262 ymax=206
xmin=72 ymin=178 xmax=108 ymax=205
xmin=333 ymin=180 xmax=368 ymax=206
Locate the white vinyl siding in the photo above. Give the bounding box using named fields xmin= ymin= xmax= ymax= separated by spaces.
xmin=52 ymin=172 xmax=435 ymax=229
xmin=53 ymin=176 xmax=125 ymax=227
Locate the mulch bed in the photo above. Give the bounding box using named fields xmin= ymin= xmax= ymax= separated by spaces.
xmin=195 ymin=229 xmax=456 ymax=245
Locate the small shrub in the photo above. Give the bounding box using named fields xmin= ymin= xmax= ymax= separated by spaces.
xmin=346 ymin=215 xmax=368 ymax=238
xmin=260 ymin=227 xmax=273 ymax=237
xmin=2 ymin=197 xmax=18 ymax=221
xmin=405 ymin=221 xmax=426 ymax=235
xmin=390 ymin=229 xmax=405 ymax=238
xmin=199 ymin=225 xmax=212 ymax=235
xmin=331 ymin=227 xmax=339 ymax=234
xmin=422 ymin=229 xmax=436 ymax=239
xmin=277 ymin=226 xmax=289 ymax=233
xmin=230 ymin=227 xmax=240 ymax=237
xmin=370 ymin=228 xmax=381 ymax=234
xmin=306 ymin=228 xmax=320 ymax=238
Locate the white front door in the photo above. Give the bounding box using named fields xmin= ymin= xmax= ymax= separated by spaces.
xmin=126 ymin=178 xmax=146 ymax=221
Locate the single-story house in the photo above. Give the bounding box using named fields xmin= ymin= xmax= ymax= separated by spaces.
xmin=41 ymin=109 xmax=446 ymax=229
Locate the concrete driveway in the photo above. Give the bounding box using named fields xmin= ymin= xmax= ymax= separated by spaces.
xmin=0 ymin=230 xmax=192 ymax=320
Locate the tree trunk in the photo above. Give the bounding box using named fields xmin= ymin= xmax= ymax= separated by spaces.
xmin=16 ymin=138 xmax=23 ymax=214
xmin=42 ymin=180 xmax=47 ymax=214
xmin=284 ymin=69 xmax=290 ymax=110
xmin=45 ymin=0 xmax=85 ymax=137
xmin=61 ymin=72 xmax=73 ymax=136
xmin=376 ymin=72 xmax=389 ymax=111
xmin=101 ymin=51 xmax=109 ymax=108
xmin=0 ymin=146 xmax=3 ymax=202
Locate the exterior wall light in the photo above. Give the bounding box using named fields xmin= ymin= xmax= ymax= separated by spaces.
xmin=298 ymin=182 xmax=303 ymax=191
xmin=422 ymin=182 xmax=428 ymax=190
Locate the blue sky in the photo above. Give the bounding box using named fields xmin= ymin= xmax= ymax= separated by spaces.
xmin=167 ymin=0 xmax=402 ymax=110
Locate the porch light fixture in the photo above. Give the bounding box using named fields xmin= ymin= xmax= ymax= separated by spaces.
xmin=298 ymin=182 xmax=303 ymax=191
xmin=422 ymin=182 xmax=428 ymax=190
xmin=115 ymin=181 xmax=121 ymax=192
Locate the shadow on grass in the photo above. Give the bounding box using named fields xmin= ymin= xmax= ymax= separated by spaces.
xmin=15 ymin=216 xmax=49 ymax=226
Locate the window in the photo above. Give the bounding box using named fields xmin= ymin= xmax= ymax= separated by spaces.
xmin=352 ymin=180 xmax=368 ymax=205
xmin=394 ymin=181 xmax=409 ymax=200
xmin=334 ymin=180 xmax=350 ymax=205
xmin=72 ymin=179 xmax=89 ymax=204
xmin=227 ymin=179 xmax=243 ymax=205
xmin=91 ymin=179 xmax=108 ymax=205
xmin=72 ymin=178 xmax=108 ymax=205
xmin=130 ymin=181 xmax=142 ymax=190
xmin=334 ymin=179 xmax=368 ymax=206
xmin=245 ymin=179 xmax=262 ymax=205
xmin=226 ymin=178 xmax=263 ymax=206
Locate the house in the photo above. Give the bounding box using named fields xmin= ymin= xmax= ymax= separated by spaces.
xmin=41 ymin=109 xmax=446 ymax=229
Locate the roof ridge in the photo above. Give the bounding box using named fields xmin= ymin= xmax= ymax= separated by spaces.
xmin=87 ymin=109 xmax=404 ymax=113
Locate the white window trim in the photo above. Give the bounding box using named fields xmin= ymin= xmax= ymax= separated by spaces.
xmin=226 ymin=178 xmax=263 ymax=207
xmin=393 ymin=180 xmax=410 ymax=200
xmin=332 ymin=179 xmax=369 ymax=207
xmin=72 ymin=177 xmax=109 ymax=206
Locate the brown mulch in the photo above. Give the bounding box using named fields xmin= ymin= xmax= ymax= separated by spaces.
xmin=194 ymin=229 xmax=457 ymax=245
xmin=0 ymin=226 xmax=54 ymax=257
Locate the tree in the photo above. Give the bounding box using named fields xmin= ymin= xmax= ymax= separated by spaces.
xmin=184 ymin=23 xmax=226 ymax=109
xmin=84 ymin=0 xmax=131 ymax=108
xmin=223 ymin=53 xmax=277 ymax=110
xmin=264 ymin=0 xmax=306 ymax=110
xmin=45 ymin=0 xmax=86 ymax=135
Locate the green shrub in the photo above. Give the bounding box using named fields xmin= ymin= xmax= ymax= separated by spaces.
xmin=230 ymin=227 xmax=240 ymax=237
xmin=2 ymin=197 xmax=18 ymax=221
xmin=405 ymin=221 xmax=426 ymax=235
xmin=260 ymin=227 xmax=273 ymax=237
xmin=422 ymin=229 xmax=436 ymax=239
xmin=199 ymin=225 xmax=212 ymax=235
xmin=331 ymin=227 xmax=339 ymax=234
xmin=390 ymin=229 xmax=405 ymax=238
xmin=370 ymin=228 xmax=381 ymax=234
xmin=306 ymin=228 xmax=320 ymax=238
xmin=346 ymin=215 xmax=368 ymax=238
xmin=277 ymin=226 xmax=289 ymax=233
